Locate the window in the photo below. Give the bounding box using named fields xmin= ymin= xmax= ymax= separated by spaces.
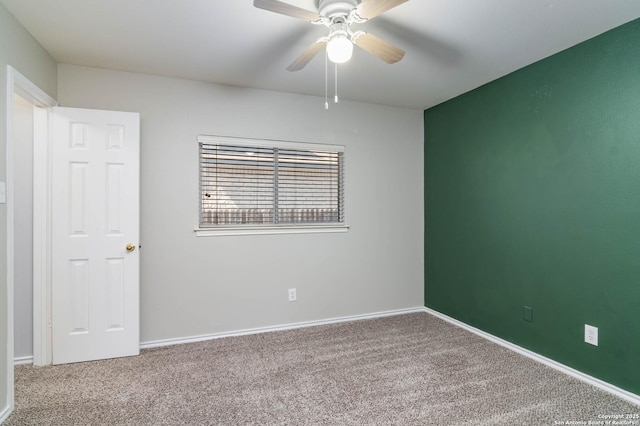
xmin=198 ymin=135 xmax=345 ymax=232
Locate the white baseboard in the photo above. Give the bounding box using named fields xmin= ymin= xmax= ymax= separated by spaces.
xmin=13 ymin=355 xmax=33 ymax=366
xmin=0 ymin=404 xmax=12 ymax=424
xmin=140 ymin=306 xmax=425 ymax=349
xmin=423 ymin=307 xmax=640 ymax=407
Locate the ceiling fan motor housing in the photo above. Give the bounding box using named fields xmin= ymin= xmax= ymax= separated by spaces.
xmin=319 ymin=0 xmax=358 ymax=18
xmin=252 ymin=0 xmax=407 ymax=71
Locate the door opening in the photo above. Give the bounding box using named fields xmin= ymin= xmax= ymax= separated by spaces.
xmin=5 ymin=65 xmax=57 ymax=418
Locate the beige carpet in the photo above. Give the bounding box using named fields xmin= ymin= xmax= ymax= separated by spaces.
xmin=6 ymin=312 xmax=639 ymax=425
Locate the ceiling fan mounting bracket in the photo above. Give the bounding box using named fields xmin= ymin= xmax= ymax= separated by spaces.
xmin=319 ymin=0 xmax=358 ymax=19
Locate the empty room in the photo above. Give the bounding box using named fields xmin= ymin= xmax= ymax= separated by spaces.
xmin=1 ymin=0 xmax=639 ymax=424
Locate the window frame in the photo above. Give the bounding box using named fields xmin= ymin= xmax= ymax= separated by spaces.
xmin=195 ymin=135 xmax=348 ymax=237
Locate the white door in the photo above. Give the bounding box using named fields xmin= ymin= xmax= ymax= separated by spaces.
xmin=51 ymin=107 xmax=140 ymax=365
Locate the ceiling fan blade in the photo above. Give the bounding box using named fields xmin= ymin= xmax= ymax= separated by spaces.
xmin=355 ymin=0 xmax=410 ymax=20
xmin=354 ymin=32 xmax=405 ymax=64
xmin=253 ymin=0 xmax=322 ymax=22
xmin=287 ymin=40 xmax=327 ymax=72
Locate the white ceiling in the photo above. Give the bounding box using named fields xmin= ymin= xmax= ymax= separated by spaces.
xmin=3 ymin=0 xmax=640 ymax=109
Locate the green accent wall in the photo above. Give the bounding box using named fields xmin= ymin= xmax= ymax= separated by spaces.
xmin=424 ymin=18 xmax=640 ymax=395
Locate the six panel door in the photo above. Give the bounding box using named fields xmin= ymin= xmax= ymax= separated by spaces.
xmin=51 ymin=107 xmax=140 ymax=364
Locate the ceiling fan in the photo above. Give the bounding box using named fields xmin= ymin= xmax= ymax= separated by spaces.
xmin=254 ymin=0 xmax=410 ymax=71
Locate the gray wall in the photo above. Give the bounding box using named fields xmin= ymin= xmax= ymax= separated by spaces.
xmin=0 ymin=1 xmax=57 ymax=419
xmin=57 ymin=64 xmax=424 ymax=344
xmin=2 ymin=3 xmax=422 ymax=412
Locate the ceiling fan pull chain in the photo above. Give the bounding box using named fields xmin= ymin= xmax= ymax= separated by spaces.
xmin=325 ymin=50 xmax=329 ymax=110
xmin=334 ymin=62 xmax=339 ymax=104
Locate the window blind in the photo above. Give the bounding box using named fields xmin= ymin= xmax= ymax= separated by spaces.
xmin=200 ymin=138 xmax=344 ymax=226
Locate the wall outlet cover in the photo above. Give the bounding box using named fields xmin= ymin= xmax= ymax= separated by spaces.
xmin=288 ymin=288 xmax=297 ymax=302
xmin=585 ymin=324 xmax=598 ymax=346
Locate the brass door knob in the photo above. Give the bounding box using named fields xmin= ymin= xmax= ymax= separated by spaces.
xmin=126 ymin=243 xmax=136 ymax=252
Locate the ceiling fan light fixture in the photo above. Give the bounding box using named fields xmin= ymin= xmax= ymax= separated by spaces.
xmin=327 ymin=35 xmax=353 ymax=64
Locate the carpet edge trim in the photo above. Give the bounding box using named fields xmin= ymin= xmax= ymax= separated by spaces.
xmin=140 ymin=306 xmax=425 ymax=350
xmin=422 ymin=307 xmax=640 ymax=407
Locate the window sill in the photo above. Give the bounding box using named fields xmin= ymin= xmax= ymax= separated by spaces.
xmin=194 ymin=224 xmax=350 ymax=237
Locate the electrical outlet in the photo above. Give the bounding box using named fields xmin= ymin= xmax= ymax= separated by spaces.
xmin=584 ymin=324 xmax=598 ymax=346
xmin=288 ymin=288 xmax=297 ymax=302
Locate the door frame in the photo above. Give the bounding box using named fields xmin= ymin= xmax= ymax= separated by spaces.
xmin=5 ymin=66 xmax=57 ymax=408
